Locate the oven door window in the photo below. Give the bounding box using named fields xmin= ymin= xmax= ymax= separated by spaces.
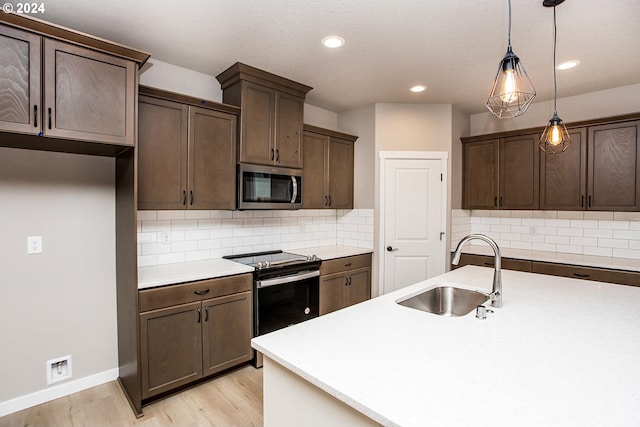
xmin=256 ymin=277 xmax=319 ymax=336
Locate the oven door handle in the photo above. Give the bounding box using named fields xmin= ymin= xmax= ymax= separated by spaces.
xmin=256 ymin=270 xmax=319 ymax=288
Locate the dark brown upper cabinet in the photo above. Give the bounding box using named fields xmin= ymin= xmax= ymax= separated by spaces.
xmin=462 ymin=114 xmax=640 ymax=212
xmin=303 ymin=125 xmax=358 ymax=209
xmin=540 ymin=128 xmax=587 ymax=210
xmin=462 ymin=134 xmax=539 ymax=210
xmin=463 ymin=139 xmax=499 ymax=209
xmin=216 ymin=62 xmax=312 ymax=169
xmin=499 ymin=134 xmax=540 ymax=210
xmin=138 ymin=87 xmax=240 ymax=210
xmin=0 ymin=25 xmax=41 ymax=135
xmin=0 ymin=15 xmax=148 ymax=156
xmin=588 ymin=121 xmax=640 ymax=211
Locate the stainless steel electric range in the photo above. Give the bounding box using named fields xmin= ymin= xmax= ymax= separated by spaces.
xmin=224 ymin=250 xmax=321 ymax=367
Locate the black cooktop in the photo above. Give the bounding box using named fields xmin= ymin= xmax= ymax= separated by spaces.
xmin=224 ymin=250 xmax=318 ymax=270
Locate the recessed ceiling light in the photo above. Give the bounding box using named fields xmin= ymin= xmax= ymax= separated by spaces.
xmin=557 ymin=60 xmax=580 ymax=70
xmin=321 ymin=36 xmax=345 ymax=48
xmin=410 ymin=85 xmax=427 ymax=93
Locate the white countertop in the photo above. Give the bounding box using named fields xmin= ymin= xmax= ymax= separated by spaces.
xmin=138 ymin=258 xmax=254 ymax=289
xmin=252 ymin=266 xmax=640 ymax=426
xmin=461 ymin=245 xmax=640 ymax=272
xmin=292 ymin=245 xmax=373 ymax=260
xmin=137 ymin=245 xmax=373 ymax=289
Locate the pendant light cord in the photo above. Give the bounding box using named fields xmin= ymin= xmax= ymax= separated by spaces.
xmin=553 ymin=6 xmax=558 ymax=114
xmin=507 ymin=0 xmax=512 ymax=47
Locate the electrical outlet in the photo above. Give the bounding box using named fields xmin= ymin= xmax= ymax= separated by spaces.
xmin=27 ymin=236 xmax=43 ymax=254
xmin=162 ymin=231 xmax=171 ymax=243
xmin=46 ymin=355 xmax=72 ymax=385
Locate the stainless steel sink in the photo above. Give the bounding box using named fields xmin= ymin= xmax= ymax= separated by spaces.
xmin=397 ymin=286 xmax=489 ymax=317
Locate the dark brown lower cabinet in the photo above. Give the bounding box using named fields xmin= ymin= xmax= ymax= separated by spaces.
xmin=453 ymin=253 xmax=640 ymax=288
xmin=452 ymin=253 xmax=532 ymax=272
xmin=139 ymin=274 xmax=252 ymax=400
xmin=319 ymin=254 xmax=372 ymax=315
xmin=531 ymin=261 xmax=640 ymax=287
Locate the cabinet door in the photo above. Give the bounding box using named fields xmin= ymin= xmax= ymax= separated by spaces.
xmin=138 ymin=96 xmax=189 ymax=210
xmin=500 ymin=134 xmax=539 ymax=209
xmin=140 ymin=301 xmax=203 ymax=399
xmin=540 ymin=129 xmax=587 ymax=210
xmin=240 ymin=81 xmax=274 ymax=165
xmin=202 ymin=291 xmax=252 ymax=377
xmin=328 ymin=137 xmax=355 ymax=209
xmin=346 ymin=267 xmax=371 ymax=307
xmin=588 ymin=121 xmax=640 ymax=211
xmin=0 ymin=25 xmax=40 ymax=134
xmin=463 ymin=139 xmax=499 ymax=209
xmin=43 ymin=38 xmax=136 ymax=146
xmin=275 ymin=92 xmax=303 ymax=168
xmin=303 ymin=132 xmax=328 ymax=208
xmin=319 ymin=274 xmax=346 ymax=315
xmin=188 ymin=106 xmax=237 ymax=210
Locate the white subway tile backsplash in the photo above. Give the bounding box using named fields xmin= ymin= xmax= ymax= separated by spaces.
xmin=583 ymin=228 xmax=613 ymax=239
xmin=570 ymin=220 xmax=599 ymax=229
xmin=583 ymin=246 xmax=613 ymax=257
xmin=138 ymin=209 xmax=374 ymax=266
xmin=158 ymin=211 xmax=185 ymax=220
xmin=569 ymin=237 xmax=598 ymax=247
xmin=612 ymin=248 xmax=640 ymax=259
xmin=598 ymin=220 xmax=629 ymax=230
xmin=460 ymin=209 xmax=640 ymax=262
xmin=557 ymin=211 xmax=584 ymax=220
xmin=584 ymin=211 xmax=614 ymax=220
xmin=557 ymin=227 xmax=583 ymax=237
xmin=597 ymin=238 xmax=628 ymax=249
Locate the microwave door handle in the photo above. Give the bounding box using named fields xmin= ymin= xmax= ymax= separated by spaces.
xmin=291 ymin=176 xmax=298 ymax=203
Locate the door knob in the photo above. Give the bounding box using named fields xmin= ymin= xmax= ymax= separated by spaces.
xmin=386 ymin=246 xmax=397 ymax=252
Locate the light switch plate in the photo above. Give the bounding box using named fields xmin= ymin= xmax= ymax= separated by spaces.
xmin=27 ymin=236 xmax=43 ymax=254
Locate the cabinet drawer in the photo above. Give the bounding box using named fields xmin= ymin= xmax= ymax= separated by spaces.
xmin=320 ymin=253 xmax=372 ymax=276
xmin=453 ymin=253 xmax=532 ymax=272
xmin=531 ymin=262 xmax=640 ymax=287
xmin=139 ymin=274 xmax=252 ymax=312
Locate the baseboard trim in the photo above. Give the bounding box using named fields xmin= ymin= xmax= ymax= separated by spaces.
xmin=0 ymin=368 xmax=119 ymax=417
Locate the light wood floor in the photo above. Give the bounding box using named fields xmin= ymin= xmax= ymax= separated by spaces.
xmin=0 ymin=365 xmax=263 ymax=427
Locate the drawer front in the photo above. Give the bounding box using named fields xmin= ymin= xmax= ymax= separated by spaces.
xmin=139 ymin=273 xmax=253 ymax=312
xmin=532 ymin=262 xmax=640 ymax=287
xmin=454 ymin=253 xmax=531 ymax=272
xmin=320 ymin=253 xmax=372 ymax=276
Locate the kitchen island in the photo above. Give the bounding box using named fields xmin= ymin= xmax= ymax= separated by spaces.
xmin=252 ymin=265 xmax=640 ymax=426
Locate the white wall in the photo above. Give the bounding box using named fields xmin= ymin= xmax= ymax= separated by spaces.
xmin=304 ymin=104 xmax=338 ymax=130
xmin=470 ymin=83 xmax=640 ymax=136
xmin=140 ymin=58 xmax=223 ymax=101
xmin=338 ymin=104 xmax=376 ymax=210
xmin=0 ymin=148 xmax=116 ymax=407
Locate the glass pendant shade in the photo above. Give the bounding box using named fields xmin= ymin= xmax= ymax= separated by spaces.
xmin=540 ymin=0 xmax=571 ymax=154
xmin=540 ymin=113 xmax=570 ymax=153
xmin=486 ymin=47 xmax=536 ymax=118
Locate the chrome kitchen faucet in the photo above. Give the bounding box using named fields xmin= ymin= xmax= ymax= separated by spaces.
xmin=451 ymin=234 xmax=503 ymax=308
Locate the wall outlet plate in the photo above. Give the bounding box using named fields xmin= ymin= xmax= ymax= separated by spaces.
xmin=27 ymin=236 xmax=43 ymax=254
xmin=46 ymin=355 xmax=72 ymax=385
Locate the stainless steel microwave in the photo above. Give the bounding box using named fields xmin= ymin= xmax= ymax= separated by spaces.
xmin=237 ymin=163 xmax=302 ymax=210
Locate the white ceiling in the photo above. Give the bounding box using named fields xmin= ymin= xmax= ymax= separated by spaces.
xmin=40 ymin=0 xmax=640 ymax=114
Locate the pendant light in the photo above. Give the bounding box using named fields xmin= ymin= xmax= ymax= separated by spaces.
xmin=540 ymin=0 xmax=570 ymax=153
xmin=485 ymin=0 xmax=536 ymax=118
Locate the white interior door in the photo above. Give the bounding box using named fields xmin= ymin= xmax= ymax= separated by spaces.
xmin=382 ymin=157 xmax=445 ymax=294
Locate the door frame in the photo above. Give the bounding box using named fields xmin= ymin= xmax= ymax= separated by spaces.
xmin=378 ymin=151 xmax=448 ymax=296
